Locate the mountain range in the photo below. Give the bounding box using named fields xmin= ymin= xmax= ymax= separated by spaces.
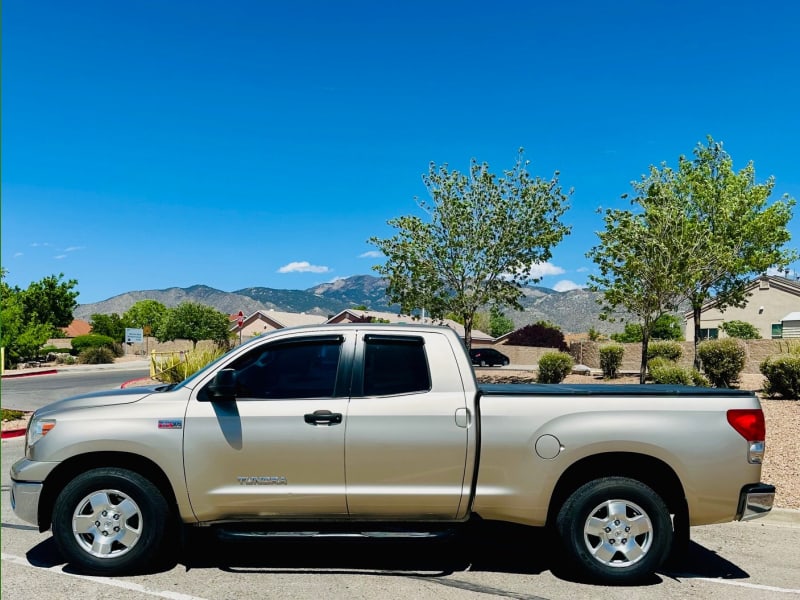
xmin=73 ymin=274 xmax=627 ymax=334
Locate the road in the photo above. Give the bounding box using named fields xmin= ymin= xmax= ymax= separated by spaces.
xmin=0 ymin=364 xmax=150 ymax=412
xmin=2 ymin=433 xmax=799 ymax=599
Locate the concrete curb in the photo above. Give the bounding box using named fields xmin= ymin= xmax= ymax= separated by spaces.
xmin=120 ymin=377 xmax=155 ymax=389
xmin=1 ymin=369 xmax=58 ymax=379
xmin=1 ymin=428 xmax=26 ymax=439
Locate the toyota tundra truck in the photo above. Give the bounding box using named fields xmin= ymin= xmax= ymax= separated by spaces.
xmin=10 ymin=323 xmax=775 ymax=583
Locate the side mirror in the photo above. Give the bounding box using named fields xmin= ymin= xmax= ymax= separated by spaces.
xmin=206 ymin=369 xmax=237 ymax=402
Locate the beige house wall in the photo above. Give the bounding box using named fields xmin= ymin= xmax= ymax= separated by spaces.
xmin=684 ymin=279 xmax=800 ymax=341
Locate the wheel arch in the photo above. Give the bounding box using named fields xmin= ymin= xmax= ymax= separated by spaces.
xmin=546 ymin=452 xmax=686 ymax=528
xmin=39 ymin=452 xmax=180 ymax=532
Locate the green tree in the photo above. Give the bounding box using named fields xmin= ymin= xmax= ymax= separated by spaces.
xmin=588 ymin=189 xmax=691 ymax=381
xmin=20 ymin=273 xmax=79 ymax=328
xmin=669 ymin=138 xmax=794 ymax=366
xmin=369 ymin=150 xmax=571 ymax=349
xmin=123 ymin=300 xmax=167 ymax=335
xmin=651 ymin=314 xmax=684 ymax=340
xmin=1 ymin=270 xmax=72 ymax=366
xmin=489 ymin=307 xmax=515 ymax=338
xmin=589 ymin=136 xmax=796 ymax=376
xmin=156 ymin=302 xmax=231 ymax=349
xmin=90 ymin=313 xmax=126 ymax=342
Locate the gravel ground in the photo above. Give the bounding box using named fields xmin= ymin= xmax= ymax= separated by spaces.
xmin=4 ymin=372 xmax=798 ymax=509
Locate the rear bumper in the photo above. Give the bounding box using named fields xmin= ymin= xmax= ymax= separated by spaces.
xmin=736 ymin=483 xmax=775 ymax=521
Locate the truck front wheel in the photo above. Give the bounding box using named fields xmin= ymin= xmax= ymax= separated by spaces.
xmin=555 ymin=477 xmax=672 ymax=583
xmin=52 ymin=467 xmax=170 ymax=575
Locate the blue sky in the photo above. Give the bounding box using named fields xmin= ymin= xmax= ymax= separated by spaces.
xmin=3 ymin=1 xmax=799 ymax=304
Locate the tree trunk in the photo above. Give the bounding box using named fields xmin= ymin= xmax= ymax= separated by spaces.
xmin=463 ymin=313 xmax=473 ymax=351
xmin=692 ymin=304 xmax=702 ymax=370
xmin=640 ymin=330 xmax=650 ymax=384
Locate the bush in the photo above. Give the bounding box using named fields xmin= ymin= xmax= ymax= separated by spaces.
xmin=537 ymin=352 xmax=573 ymax=384
xmin=152 ymin=348 xmax=227 ymax=384
xmin=599 ymin=344 xmax=624 ymax=379
xmin=71 ymin=334 xmax=117 ymax=354
xmin=649 ymin=361 xmax=708 ymax=386
xmin=760 ymin=355 xmax=800 ymax=399
xmin=698 ymin=338 xmax=746 ymax=388
xmin=646 ymin=340 xmax=682 ymax=362
xmin=55 ymin=354 xmax=77 ymax=365
xmin=721 ymin=320 xmax=761 ymax=340
xmin=505 ymin=323 xmax=567 ymax=351
xmin=78 ymin=347 xmax=116 ymax=364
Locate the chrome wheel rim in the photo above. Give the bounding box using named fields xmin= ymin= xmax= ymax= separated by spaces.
xmin=71 ymin=489 xmax=143 ymax=558
xmin=582 ymin=499 xmax=653 ymax=568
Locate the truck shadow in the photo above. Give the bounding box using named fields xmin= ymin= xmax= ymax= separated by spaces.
xmin=24 ymin=525 xmax=748 ymax=585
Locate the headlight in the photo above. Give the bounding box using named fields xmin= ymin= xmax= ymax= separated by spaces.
xmin=26 ymin=417 xmax=56 ymax=449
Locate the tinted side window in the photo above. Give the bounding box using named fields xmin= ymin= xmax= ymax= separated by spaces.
xmin=228 ymin=339 xmax=342 ymax=399
xmin=363 ymin=336 xmax=430 ymax=396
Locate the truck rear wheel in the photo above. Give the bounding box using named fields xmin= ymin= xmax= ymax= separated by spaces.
xmin=555 ymin=477 xmax=672 ymax=583
xmin=52 ymin=467 xmax=170 ymax=575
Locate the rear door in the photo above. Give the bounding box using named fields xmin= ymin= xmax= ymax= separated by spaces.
xmin=344 ymin=331 xmax=472 ymax=519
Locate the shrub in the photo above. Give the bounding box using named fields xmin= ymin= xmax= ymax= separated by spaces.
xmin=649 ymin=362 xmax=692 ymax=385
xmin=646 ymin=340 xmax=682 ymax=362
xmin=721 ymin=320 xmax=761 ymax=340
xmin=78 ymin=347 xmax=116 ymax=364
xmin=698 ymin=338 xmax=746 ymax=388
xmin=649 ymin=362 xmax=708 ymax=387
xmin=505 ymin=322 xmax=567 ymax=351
xmin=71 ymin=334 xmax=117 ymax=354
xmin=153 ymin=348 xmax=227 ymax=384
xmin=760 ymin=355 xmax=800 ymax=399
xmin=599 ymin=344 xmax=624 ymax=379
xmin=537 ymin=352 xmax=573 ymax=384
xmin=55 ymin=354 xmax=77 ymax=365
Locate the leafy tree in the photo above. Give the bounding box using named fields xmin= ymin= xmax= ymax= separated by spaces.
xmin=489 ymin=307 xmax=515 ymax=338
xmin=156 ymin=302 xmax=231 ymax=349
xmin=610 ymin=323 xmax=644 ymax=343
xmin=589 ymin=137 xmax=795 ymax=376
xmin=721 ymin=320 xmax=761 ymax=340
xmin=90 ymin=313 xmax=127 ymax=342
xmin=20 ymin=273 xmax=79 ymax=328
xmin=664 ymin=138 xmax=794 ymax=366
xmin=588 ymin=181 xmax=694 ymax=381
xmin=369 ymin=150 xmax=571 ymax=349
xmin=123 ymin=300 xmax=167 ymax=335
xmin=1 ymin=270 xmax=72 ymax=366
xmin=651 ymin=314 xmax=684 ymax=340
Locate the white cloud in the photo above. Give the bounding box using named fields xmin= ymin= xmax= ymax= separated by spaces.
xmin=359 ymin=251 xmax=383 ymax=259
xmin=576 ymin=266 xmax=590 ymax=273
xmin=553 ymin=280 xmax=584 ymax=292
xmin=63 ymin=246 xmax=84 ymax=252
xmin=526 ymin=262 xmax=566 ymax=278
xmin=54 ymin=255 xmax=67 ymax=260
xmin=277 ymin=261 xmax=331 ymax=274
xmin=31 ymin=242 xmax=51 ymax=247
xmin=13 ymin=252 xmax=23 ymax=258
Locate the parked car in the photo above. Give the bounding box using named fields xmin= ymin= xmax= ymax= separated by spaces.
xmin=470 ymin=347 xmax=510 ymax=366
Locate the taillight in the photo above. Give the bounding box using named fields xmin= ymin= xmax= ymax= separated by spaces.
xmin=727 ymin=409 xmax=766 ymax=464
xmin=727 ymin=409 xmax=765 ymax=441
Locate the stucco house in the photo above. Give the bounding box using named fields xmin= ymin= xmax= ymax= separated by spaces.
xmin=683 ymin=275 xmax=800 ymax=340
xmin=231 ymin=310 xmax=327 ymax=339
xmin=326 ymin=309 xmax=494 ymax=342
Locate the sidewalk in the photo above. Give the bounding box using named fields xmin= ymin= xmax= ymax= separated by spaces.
xmin=1 ymin=358 xmax=150 ymax=379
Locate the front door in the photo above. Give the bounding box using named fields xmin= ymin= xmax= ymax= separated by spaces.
xmin=184 ymin=334 xmax=353 ymax=522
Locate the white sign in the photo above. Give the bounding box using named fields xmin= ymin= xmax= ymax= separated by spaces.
xmin=125 ymin=328 xmax=144 ymax=343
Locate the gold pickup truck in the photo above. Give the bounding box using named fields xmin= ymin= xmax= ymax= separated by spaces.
xmin=10 ymin=323 xmax=774 ymax=583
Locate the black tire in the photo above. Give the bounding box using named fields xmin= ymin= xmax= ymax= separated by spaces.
xmin=52 ymin=468 xmax=171 ymax=575
xmin=555 ymin=477 xmax=672 ymax=584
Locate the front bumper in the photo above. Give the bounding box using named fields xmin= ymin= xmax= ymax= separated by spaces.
xmin=10 ymin=480 xmax=43 ymax=527
xmin=736 ymin=483 xmax=776 ymax=521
